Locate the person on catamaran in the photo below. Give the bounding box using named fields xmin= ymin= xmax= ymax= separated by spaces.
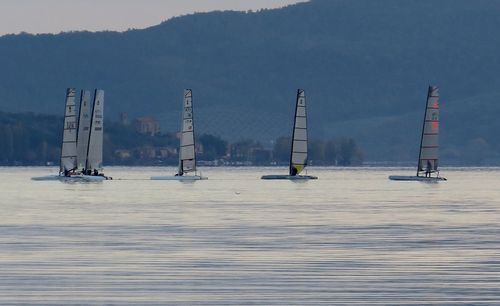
xmin=175 ymin=161 xmax=184 ymax=176
xmin=290 ymin=166 xmax=298 ymax=176
xmin=425 ymin=160 xmax=432 ymax=177
xmin=93 ymin=169 xmax=99 ymax=176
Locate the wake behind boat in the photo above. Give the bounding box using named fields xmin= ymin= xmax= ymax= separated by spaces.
xmin=260 ymin=174 xmax=318 ymax=180
xmin=261 ymin=89 xmax=317 ymax=180
xmin=150 ymin=175 xmax=207 ymax=181
xmin=151 ymin=89 xmax=207 ymax=181
xmin=31 ymin=174 xmax=107 ymax=182
xmin=388 ymin=175 xmax=446 ymax=182
xmin=389 ymin=86 xmax=446 ymax=182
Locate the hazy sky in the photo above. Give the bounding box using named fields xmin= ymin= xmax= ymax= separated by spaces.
xmin=0 ymin=0 xmax=304 ymax=35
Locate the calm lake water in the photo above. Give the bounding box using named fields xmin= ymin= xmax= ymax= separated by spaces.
xmin=0 ymin=167 xmax=499 ymax=305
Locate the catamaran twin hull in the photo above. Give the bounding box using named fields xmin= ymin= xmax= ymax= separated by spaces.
xmin=31 ymin=174 xmax=110 ymax=182
xmin=261 ymin=175 xmax=318 ymax=180
xmin=388 ymin=175 xmax=447 ymax=182
xmin=150 ymin=175 xmax=208 ymax=181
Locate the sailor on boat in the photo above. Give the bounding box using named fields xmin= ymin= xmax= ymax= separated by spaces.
xmin=425 ymin=160 xmax=432 ymax=177
xmin=388 ymin=85 xmax=446 ymax=181
xmin=151 ymin=89 xmax=207 ymax=181
xmin=261 ymin=89 xmax=317 ymax=180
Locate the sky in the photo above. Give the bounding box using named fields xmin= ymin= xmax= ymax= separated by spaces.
xmin=0 ymin=0 xmax=305 ymax=35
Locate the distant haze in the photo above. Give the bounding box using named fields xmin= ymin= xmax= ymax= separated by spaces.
xmin=0 ymin=0 xmax=305 ymax=35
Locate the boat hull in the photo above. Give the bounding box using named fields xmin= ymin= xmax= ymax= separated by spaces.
xmin=150 ymin=175 xmax=208 ymax=181
xmin=388 ymin=175 xmax=447 ymax=182
xmin=261 ymin=174 xmax=318 ymax=180
xmin=31 ymin=174 xmax=110 ymax=182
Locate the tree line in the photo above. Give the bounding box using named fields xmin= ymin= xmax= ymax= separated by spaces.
xmin=0 ymin=112 xmax=364 ymax=166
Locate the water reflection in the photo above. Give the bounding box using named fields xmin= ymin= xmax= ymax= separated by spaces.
xmin=0 ymin=167 xmax=499 ymax=305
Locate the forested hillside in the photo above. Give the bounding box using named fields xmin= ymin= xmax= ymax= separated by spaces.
xmin=1 ymin=0 xmax=500 ymax=163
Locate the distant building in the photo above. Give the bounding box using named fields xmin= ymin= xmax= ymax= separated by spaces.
xmin=136 ymin=146 xmax=157 ymax=159
xmin=251 ymin=148 xmax=272 ymax=163
xmin=134 ymin=117 xmax=160 ymax=136
xmin=120 ymin=112 xmax=130 ymax=126
xmin=115 ymin=149 xmax=132 ymax=160
xmin=158 ymin=147 xmax=177 ymax=158
xmin=195 ymin=143 xmax=204 ymax=154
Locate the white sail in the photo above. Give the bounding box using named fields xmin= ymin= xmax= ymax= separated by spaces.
xmin=76 ymin=90 xmax=92 ymax=170
xmin=86 ymin=89 xmax=104 ymax=171
xmin=60 ymin=88 xmax=78 ymax=173
xmin=178 ymin=89 xmax=196 ymax=175
xmin=289 ymin=89 xmax=308 ymax=176
xmin=417 ymin=85 xmax=440 ymax=176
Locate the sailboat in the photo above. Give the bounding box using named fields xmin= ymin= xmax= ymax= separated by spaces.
xmin=389 ymin=85 xmax=447 ymax=181
xmin=33 ymin=88 xmax=80 ymax=181
xmin=32 ymin=89 xmax=110 ymax=181
xmin=76 ymin=90 xmax=92 ymax=171
xmin=80 ymin=89 xmax=111 ymax=180
xmin=151 ymin=89 xmax=207 ymax=181
xmin=261 ymin=89 xmax=317 ymax=180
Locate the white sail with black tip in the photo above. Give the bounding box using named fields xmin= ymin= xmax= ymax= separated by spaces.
xmin=417 ymin=86 xmax=440 ymax=176
xmin=261 ymin=89 xmax=317 ymax=180
xmin=86 ymin=89 xmax=104 ymax=172
xmin=76 ymin=90 xmax=92 ymax=170
xmin=289 ymin=89 xmax=308 ymax=176
xmin=178 ymin=89 xmax=196 ymax=175
xmin=60 ymin=88 xmax=78 ymax=173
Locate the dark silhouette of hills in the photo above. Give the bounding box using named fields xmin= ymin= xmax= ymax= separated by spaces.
xmin=1 ymin=0 xmax=500 ymax=163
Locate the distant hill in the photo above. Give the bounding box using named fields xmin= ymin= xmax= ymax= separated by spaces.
xmin=1 ymin=0 xmax=500 ymax=164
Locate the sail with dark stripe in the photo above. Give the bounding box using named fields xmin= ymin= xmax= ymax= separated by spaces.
xmin=289 ymin=89 xmax=308 ymax=176
xmin=417 ymin=86 xmax=440 ymax=176
xmin=76 ymin=90 xmax=92 ymax=170
xmin=178 ymin=89 xmax=196 ymax=175
xmin=60 ymin=88 xmax=78 ymax=173
xmin=86 ymin=89 xmax=104 ymax=172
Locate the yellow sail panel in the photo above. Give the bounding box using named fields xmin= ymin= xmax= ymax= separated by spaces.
xmin=293 ymin=164 xmax=305 ymax=175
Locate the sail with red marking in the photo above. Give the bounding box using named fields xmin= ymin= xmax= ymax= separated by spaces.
xmin=417 ymin=86 xmax=440 ymax=176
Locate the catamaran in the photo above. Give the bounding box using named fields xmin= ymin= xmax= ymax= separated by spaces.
xmin=32 ymin=89 xmax=111 ymax=181
xmin=261 ymin=89 xmax=317 ymax=180
xmin=151 ymin=89 xmax=207 ymax=181
xmin=80 ymin=89 xmax=111 ymax=180
xmin=32 ymin=88 xmax=79 ymax=181
xmin=389 ymin=86 xmax=446 ymax=181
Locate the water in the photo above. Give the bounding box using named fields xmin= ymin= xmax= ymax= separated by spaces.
xmin=0 ymin=167 xmax=499 ymax=305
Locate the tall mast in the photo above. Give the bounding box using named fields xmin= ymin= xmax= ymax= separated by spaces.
xmin=59 ymin=88 xmax=78 ymax=174
xmin=76 ymin=90 xmax=92 ymax=170
xmin=178 ymin=89 xmax=196 ymax=175
xmin=85 ymin=89 xmax=104 ymax=172
xmin=416 ymin=85 xmax=440 ymax=176
xmin=289 ymin=89 xmax=308 ymax=176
